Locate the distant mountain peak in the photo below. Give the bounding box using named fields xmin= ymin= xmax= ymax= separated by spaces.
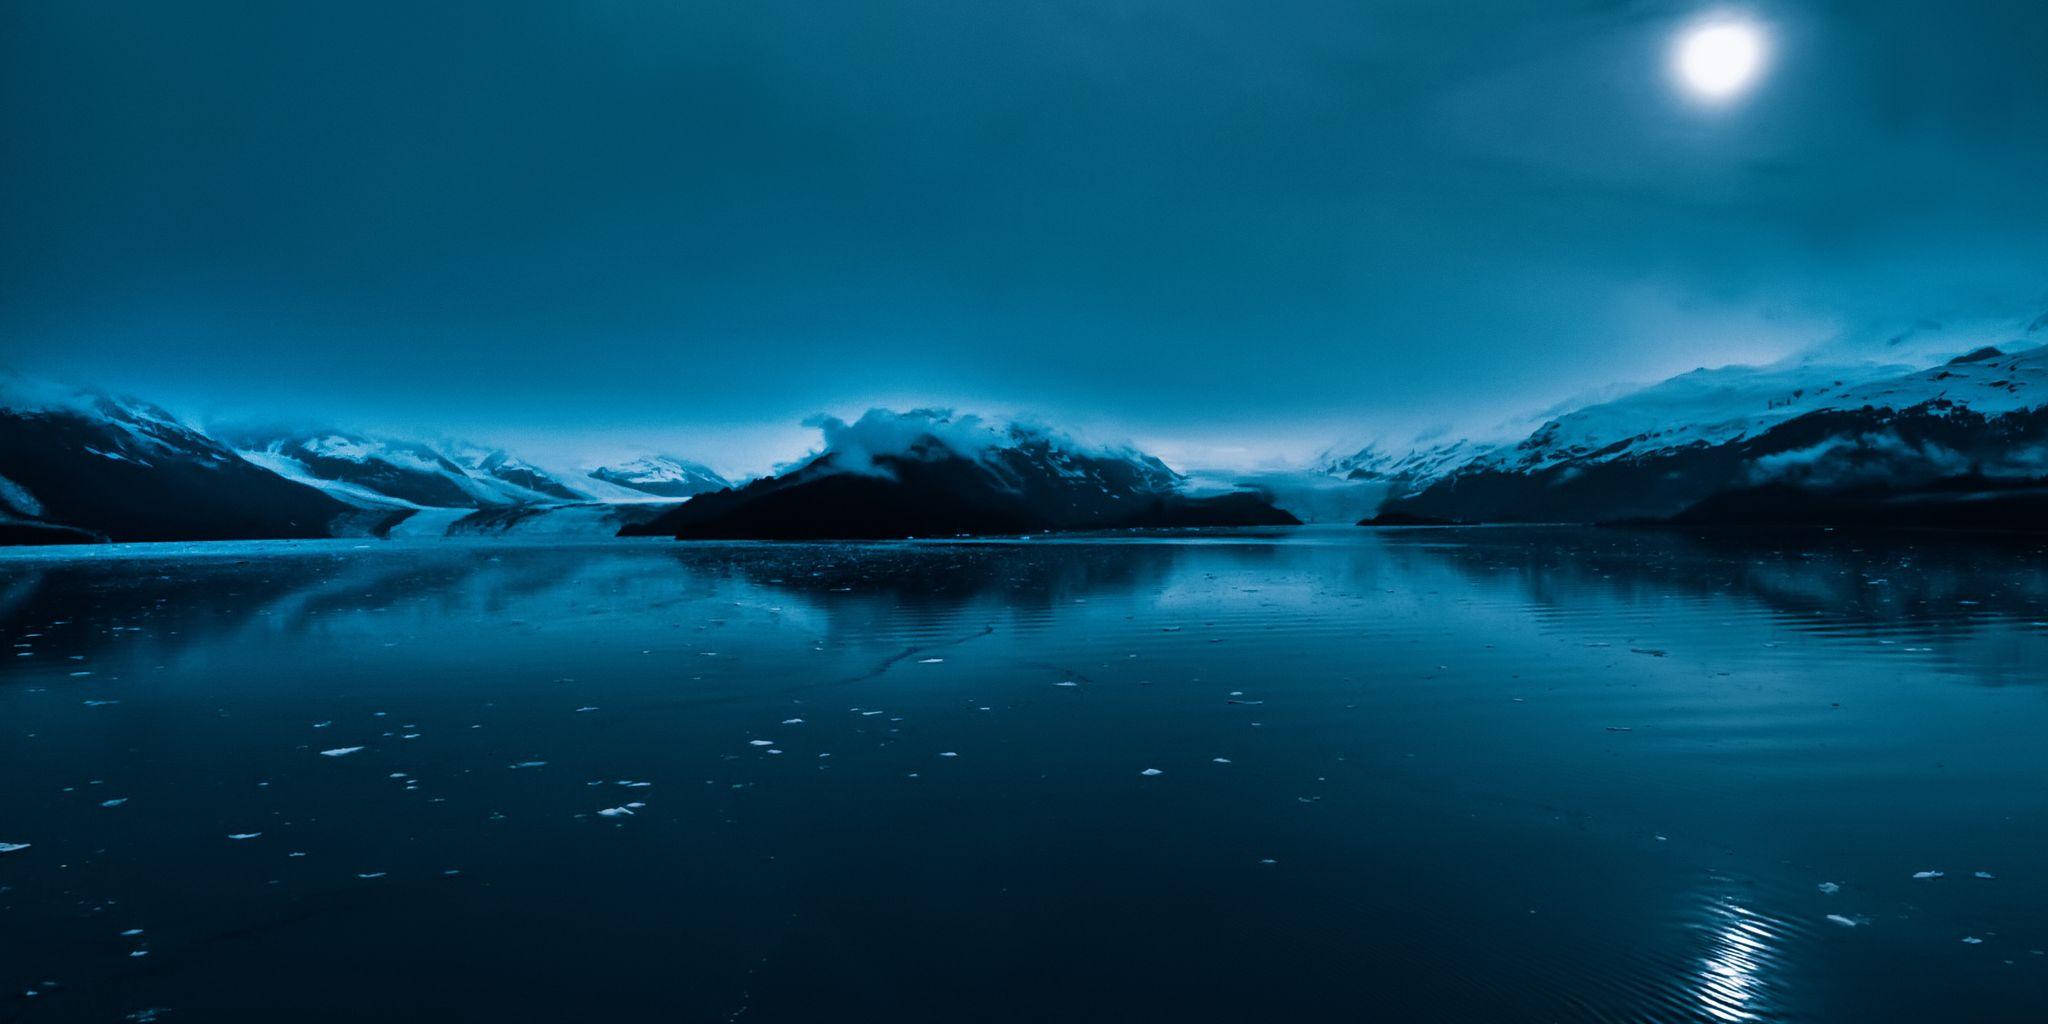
xmin=587 ymin=455 xmax=729 ymax=499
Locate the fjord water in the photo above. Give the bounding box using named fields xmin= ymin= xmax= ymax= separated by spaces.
xmin=2 ymin=529 xmax=2045 ymax=1022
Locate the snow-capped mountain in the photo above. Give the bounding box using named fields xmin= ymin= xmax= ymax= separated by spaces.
xmin=1370 ymin=342 xmax=2048 ymax=526
xmin=235 ymin=431 xmax=613 ymax=510
xmin=626 ymin=408 xmax=1297 ymax=539
xmin=0 ymin=379 xmax=351 ymax=543
xmin=447 ymin=444 xmax=588 ymax=503
xmin=588 ymin=456 xmax=730 ymax=498
xmin=0 ymin=377 xmax=723 ymax=544
xmin=1321 ymin=437 xmax=1489 ymax=497
xmin=236 ymin=432 xmax=493 ymax=509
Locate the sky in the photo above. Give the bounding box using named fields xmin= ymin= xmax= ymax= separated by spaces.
xmin=4 ymin=0 xmax=2047 ymax=475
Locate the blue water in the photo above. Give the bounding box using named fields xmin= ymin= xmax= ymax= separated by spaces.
xmin=2 ymin=527 xmax=2045 ymax=1022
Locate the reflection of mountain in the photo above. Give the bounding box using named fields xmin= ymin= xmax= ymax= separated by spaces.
xmin=8 ymin=531 xmax=2041 ymax=694
xmin=1367 ymin=526 xmax=2048 ymax=652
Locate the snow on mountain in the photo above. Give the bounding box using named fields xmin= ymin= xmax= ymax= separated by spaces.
xmin=587 ymin=455 xmax=730 ymax=498
xmin=443 ymin=443 xmax=589 ymax=503
xmin=626 ymin=408 xmax=1294 ymax=539
xmin=1471 ymin=360 xmax=1916 ymax=474
xmin=785 ymin=408 xmax=1186 ymax=496
xmin=1471 ymin=345 xmax=2048 ymax=476
xmin=234 ymin=432 xmax=504 ymax=509
xmin=0 ymin=378 xmax=350 ymax=542
xmin=234 ymin=432 xmax=608 ymax=510
xmin=1371 ymin=343 xmax=2048 ymax=524
xmin=1321 ymin=437 xmax=1490 ymax=495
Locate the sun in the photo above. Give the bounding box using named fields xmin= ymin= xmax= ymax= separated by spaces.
xmin=1672 ymin=17 xmax=1769 ymax=103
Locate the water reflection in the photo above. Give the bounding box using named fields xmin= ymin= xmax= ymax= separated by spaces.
xmin=1 ymin=530 xmax=2045 ymax=1022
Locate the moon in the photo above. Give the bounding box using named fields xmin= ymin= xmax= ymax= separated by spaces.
xmin=1672 ymin=17 xmax=1769 ymax=103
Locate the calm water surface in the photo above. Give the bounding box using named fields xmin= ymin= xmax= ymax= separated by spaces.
xmin=2 ymin=527 xmax=2045 ymax=1022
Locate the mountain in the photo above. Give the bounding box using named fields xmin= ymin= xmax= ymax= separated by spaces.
xmin=1369 ymin=343 xmax=2048 ymax=529
xmin=0 ymin=379 xmax=718 ymax=545
xmin=0 ymin=380 xmax=353 ymax=542
xmin=624 ymin=409 xmax=1299 ymax=539
xmin=235 ymin=432 xmax=594 ymax=509
xmin=1320 ymin=437 xmax=1489 ymax=499
xmin=447 ymin=445 xmax=588 ymax=503
xmin=235 ymin=431 xmax=502 ymax=509
xmin=588 ymin=456 xmax=730 ymax=498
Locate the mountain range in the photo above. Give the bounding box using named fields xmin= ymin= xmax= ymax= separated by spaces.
xmin=0 ymin=386 xmax=1294 ymax=544
xmin=1339 ymin=338 xmax=2048 ymax=529
xmin=0 ymin=379 xmax=726 ymax=544
xmin=8 ymin=321 xmax=2048 ymax=545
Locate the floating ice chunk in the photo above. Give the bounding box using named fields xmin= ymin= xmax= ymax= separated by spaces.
xmin=1055 ymin=681 xmax=1078 ymax=688
xmin=1826 ymin=914 xmax=1860 ymax=928
xmin=1912 ymin=870 xmax=1945 ymax=879
xmin=319 ymin=746 xmax=364 ymax=757
xmin=82 ymin=699 xmax=118 ymax=706
xmin=508 ymin=761 xmax=547 ymax=769
xmin=1962 ymin=936 xmax=1984 ymax=945
xmin=1212 ymin=758 xmax=1232 ymax=764
xmin=1139 ymin=768 xmax=1164 ymax=776
xmin=748 ymin=740 xmax=774 ymax=747
xmin=313 ymin=721 xmax=332 ymax=728
xmin=100 ymin=798 xmax=128 ymax=808
xmin=918 ymin=658 xmax=944 ymax=664
xmin=781 ymin=718 xmax=805 ymax=725
xmin=939 ymin=752 xmax=958 ymax=758
xmin=597 ymin=804 xmax=642 ymax=817
xmin=1974 ymin=871 xmax=1996 ymax=879
xmin=0 ymin=843 xmax=29 ymax=854
xmin=356 ymin=872 xmax=387 ymax=879
xmin=574 ymin=706 xmax=598 ymax=712
xmin=227 ymin=833 xmax=262 ymax=841
xmin=1258 ymin=858 xmax=1277 ymax=865
xmin=1817 ymin=882 xmax=1841 ymax=894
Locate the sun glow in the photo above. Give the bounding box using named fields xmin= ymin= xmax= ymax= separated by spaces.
xmin=1672 ymin=16 xmax=1769 ymax=104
